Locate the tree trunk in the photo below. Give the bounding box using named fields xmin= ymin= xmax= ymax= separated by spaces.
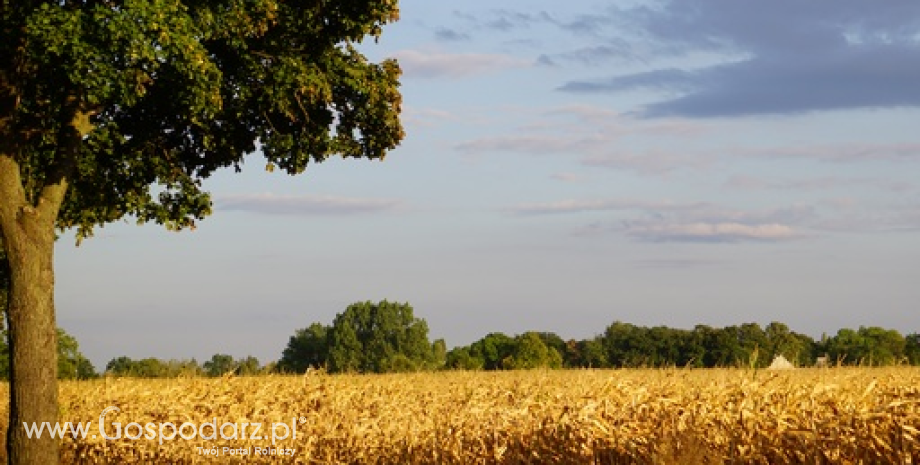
xmin=0 ymin=155 xmax=65 ymax=464
xmin=4 ymin=224 xmax=59 ymax=464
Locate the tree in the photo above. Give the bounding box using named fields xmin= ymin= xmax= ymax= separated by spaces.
xmin=237 ymin=356 xmax=261 ymax=376
xmin=857 ymin=326 xmax=905 ymax=366
xmin=163 ymin=358 xmax=202 ymax=377
xmin=0 ymin=327 xmax=95 ymax=380
xmin=203 ymin=353 xmax=236 ymax=376
xmin=104 ymin=356 xmax=136 ymax=376
xmin=468 ymin=332 xmax=516 ymax=370
xmin=906 ymin=333 xmax=920 ymax=365
xmin=0 ymin=1 xmax=403 ymax=461
xmin=431 ymin=338 xmax=447 ymax=370
xmin=825 ymin=328 xmax=866 ymax=365
xmin=445 ymin=346 xmax=484 ymax=370
xmin=278 ymin=322 xmax=329 ymax=373
xmin=328 ymin=300 xmax=433 ymax=373
xmin=56 ymin=328 xmax=96 ymax=380
xmin=507 ymin=332 xmax=562 ymax=369
xmin=571 ymin=337 xmax=609 ymax=368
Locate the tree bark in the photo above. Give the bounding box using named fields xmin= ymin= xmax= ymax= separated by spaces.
xmin=0 ymin=156 xmax=63 ymax=464
xmin=5 ymin=227 xmax=58 ymax=464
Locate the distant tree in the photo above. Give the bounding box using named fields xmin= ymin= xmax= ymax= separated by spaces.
xmin=710 ymin=325 xmax=748 ymax=367
xmin=135 ymin=358 xmax=169 ymax=378
xmin=644 ymin=326 xmax=675 ymax=366
xmin=561 ymin=337 xmax=609 ymax=368
xmin=278 ymin=323 xmax=329 ymax=373
xmin=328 ymin=300 xmax=434 ymax=373
xmin=858 ymin=326 xmax=905 ymax=365
xmin=468 ymin=332 xmax=516 ymax=370
xmin=535 ymin=332 xmax=566 ymax=359
xmin=237 ymin=356 xmax=261 ymax=376
xmin=57 ymin=329 xmax=97 ymax=380
xmin=445 ymin=347 xmax=484 ymax=370
xmin=163 ymin=359 xmax=202 ymax=377
xmin=825 ymin=328 xmax=864 ymax=365
xmin=507 ymin=332 xmax=562 ymax=369
xmin=906 ymin=333 xmax=920 ymax=365
xmin=431 ymin=339 xmax=447 ymax=370
xmin=603 ymin=321 xmax=656 ymax=367
xmin=105 ymin=356 xmax=136 ymax=376
xmin=581 ymin=337 xmax=610 ymax=368
xmin=105 ymin=356 xmax=168 ymax=377
xmin=735 ymin=323 xmax=769 ymax=367
xmin=203 ymin=353 xmax=237 ymax=376
xmin=0 ymin=328 xmax=95 ymax=380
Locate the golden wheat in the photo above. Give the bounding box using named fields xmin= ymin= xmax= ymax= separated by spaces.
xmin=0 ymin=368 xmax=917 ymax=464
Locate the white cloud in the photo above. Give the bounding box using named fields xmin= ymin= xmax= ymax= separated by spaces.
xmin=624 ymin=221 xmax=799 ymax=243
xmin=549 ymin=172 xmax=588 ymax=183
xmin=507 ymin=198 xmax=705 ymax=216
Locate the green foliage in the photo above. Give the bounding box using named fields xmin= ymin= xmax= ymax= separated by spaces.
xmin=107 ymin=357 xmax=167 ymax=378
xmin=1 ymin=0 xmax=405 ymax=239
xmin=431 ymin=338 xmax=447 ymax=369
xmin=564 ymin=337 xmax=608 ymax=368
xmin=327 ymin=300 xmax=434 ymax=373
xmin=202 ymin=353 xmax=261 ymax=376
xmin=237 ymin=356 xmax=261 ymax=376
xmin=467 ymin=332 xmax=516 ymax=370
xmin=104 ymin=356 xmax=204 ymax=377
xmin=56 ymin=328 xmax=98 ymax=380
xmin=445 ymin=347 xmax=484 ymax=370
xmin=906 ymin=333 xmax=920 ymax=365
xmin=506 ymin=332 xmax=562 ymax=370
xmin=203 ymin=353 xmax=237 ymax=376
xmin=819 ymin=327 xmax=907 ymax=366
xmin=277 ymin=322 xmax=329 ymax=373
xmin=0 ymin=327 xmax=96 ymax=380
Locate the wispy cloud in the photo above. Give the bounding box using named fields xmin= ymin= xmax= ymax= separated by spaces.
xmin=623 ymin=221 xmax=799 ymax=243
xmin=748 ymin=143 xmax=920 ymax=164
xmin=392 ymin=50 xmax=530 ymax=79
xmin=217 ymin=193 xmax=399 ymax=216
xmin=581 ymin=149 xmax=715 ymax=174
xmin=724 ymin=175 xmax=916 ymax=193
xmin=549 ymin=172 xmax=589 ymax=183
xmin=454 ymin=105 xmax=711 ymax=175
xmin=508 ymin=198 xmax=815 ymax=243
xmin=434 ymin=27 xmax=470 ymax=42
xmin=630 ymin=258 xmax=723 ymax=269
xmin=506 ymin=198 xmax=707 ymax=216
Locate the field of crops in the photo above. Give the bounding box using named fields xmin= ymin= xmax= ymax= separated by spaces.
xmin=1 ymin=368 xmax=918 ymax=464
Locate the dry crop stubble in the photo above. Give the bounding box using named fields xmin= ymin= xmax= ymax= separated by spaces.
xmin=0 ymin=368 xmax=916 ymax=463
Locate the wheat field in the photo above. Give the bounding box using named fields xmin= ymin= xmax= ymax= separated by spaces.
xmin=0 ymin=368 xmax=918 ymax=464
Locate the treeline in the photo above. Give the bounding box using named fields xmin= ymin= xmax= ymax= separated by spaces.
xmin=272 ymin=301 xmax=920 ymax=373
xmin=8 ymin=301 xmax=919 ymax=379
xmin=103 ymin=354 xmax=266 ymax=378
xmin=446 ymin=323 xmax=920 ymax=370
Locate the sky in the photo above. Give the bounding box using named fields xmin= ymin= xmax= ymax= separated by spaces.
xmin=56 ymin=0 xmax=920 ymax=370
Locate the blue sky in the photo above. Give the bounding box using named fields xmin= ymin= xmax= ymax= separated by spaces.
xmin=57 ymin=0 xmax=920 ymax=369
